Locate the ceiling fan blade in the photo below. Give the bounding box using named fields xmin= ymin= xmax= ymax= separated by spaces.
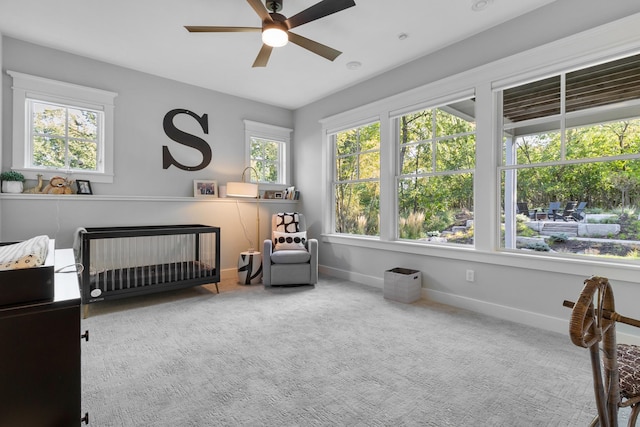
xmin=288 ymin=32 xmax=342 ymax=61
xmin=252 ymin=44 xmax=273 ymax=67
xmin=246 ymin=0 xmax=274 ymax=23
xmin=285 ymin=0 xmax=356 ymax=30
xmin=185 ymin=26 xmax=261 ymax=33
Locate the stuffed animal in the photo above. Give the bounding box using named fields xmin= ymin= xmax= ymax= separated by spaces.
xmin=22 ymin=174 xmax=44 ymax=194
xmin=42 ymin=176 xmax=74 ymax=194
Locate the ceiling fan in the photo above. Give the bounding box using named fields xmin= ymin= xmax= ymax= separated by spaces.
xmin=185 ymin=0 xmax=356 ymax=67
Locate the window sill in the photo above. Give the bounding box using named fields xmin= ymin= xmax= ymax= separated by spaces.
xmin=321 ymin=233 xmax=640 ymax=284
xmin=15 ymin=168 xmax=114 ymax=184
xmin=0 ymin=193 xmax=299 ymax=203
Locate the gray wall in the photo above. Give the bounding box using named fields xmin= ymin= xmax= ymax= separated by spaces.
xmin=293 ymin=0 xmax=640 ymax=343
xmin=2 ymin=37 xmax=293 ymax=197
xmin=2 ymin=0 xmax=640 ymax=341
xmin=0 ymin=37 xmax=295 ymax=273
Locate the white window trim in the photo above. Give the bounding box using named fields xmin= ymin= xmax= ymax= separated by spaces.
xmin=243 ymin=119 xmax=292 ymax=187
xmin=318 ymin=12 xmax=640 ymax=280
xmin=7 ymin=70 xmax=117 ymax=183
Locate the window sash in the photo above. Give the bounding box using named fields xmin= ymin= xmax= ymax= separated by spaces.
xmin=244 ymin=120 xmax=292 ymax=186
xmin=8 ymin=70 xmax=117 ymax=183
xmin=330 ymin=122 xmax=381 ymax=236
xmin=394 ymin=99 xmax=476 ymax=245
xmin=27 ymin=99 xmax=104 ymax=172
xmin=250 ymin=137 xmax=283 ymax=184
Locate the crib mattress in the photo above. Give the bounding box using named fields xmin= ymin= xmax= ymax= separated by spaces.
xmin=89 ymin=261 xmax=216 ymax=292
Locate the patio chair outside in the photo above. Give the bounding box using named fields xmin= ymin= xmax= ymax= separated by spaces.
xmin=547 ymin=202 xmax=561 ymax=220
xmin=550 ymin=201 xmax=578 ymax=221
xmin=516 ymin=202 xmax=537 ymax=220
xmin=571 ymin=201 xmax=587 ymax=221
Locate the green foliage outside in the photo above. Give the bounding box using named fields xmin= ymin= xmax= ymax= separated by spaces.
xmin=548 ymin=233 xmax=569 ymax=243
xmin=31 ymin=101 xmax=98 ymax=171
xmin=507 ymin=119 xmax=640 ymax=257
xmin=334 ymin=123 xmax=381 ymax=235
xmin=333 ymin=97 xmax=640 ymax=257
xmin=334 ymin=102 xmax=477 ymax=242
xmin=526 ymin=241 xmax=551 ymax=252
xmin=250 ymin=138 xmax=279 ymax=183
xmin=509 ymin=120 xmax=640 ymax=210
xmin=516 ymin=215 xmax=537 ymax=237
xmin=397 ymin=104 xmax=475 ymax=241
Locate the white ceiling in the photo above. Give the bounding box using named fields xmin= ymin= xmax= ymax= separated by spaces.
xmin=0 ymin=0 xmax=556 ymax=109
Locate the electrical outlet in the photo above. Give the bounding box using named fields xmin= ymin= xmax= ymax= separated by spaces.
xmin=466 ymin=269 xmax=475 ymax=282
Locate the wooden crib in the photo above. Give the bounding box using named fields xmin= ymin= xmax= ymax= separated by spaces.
xmin=76 ymin=225 xmax=220 ymax=316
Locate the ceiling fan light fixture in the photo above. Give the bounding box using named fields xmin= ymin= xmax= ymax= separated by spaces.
xmin=185 ymin=0 xmax=356 ymax=66
xmin=262 ymin=26 xmax=288 ymax=47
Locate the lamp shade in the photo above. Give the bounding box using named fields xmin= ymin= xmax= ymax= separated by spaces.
xmin=227 ymin=181 xmax=258 ymax=198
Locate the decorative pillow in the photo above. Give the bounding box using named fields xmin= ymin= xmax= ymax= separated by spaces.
xmin=273 ymin=231 xmax=307 ymax=251
xmin=275 ymin=212 xmax=300 ymax=233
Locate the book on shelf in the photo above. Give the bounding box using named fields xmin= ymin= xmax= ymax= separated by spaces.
xmin=284 ymin=186 xmax=295 ymax=200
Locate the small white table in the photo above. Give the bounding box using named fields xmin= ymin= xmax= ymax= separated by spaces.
xmin=237 ymin=251 xmax=262 ymax=285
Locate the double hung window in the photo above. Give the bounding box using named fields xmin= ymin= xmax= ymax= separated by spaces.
xmin=250 ymin=137 xmax=282 ymax=183
xmin=327 ymin=98 xmax=475 ymax=243
xmin=8 ymin=71 xmax=116 ymax=183
xmin=244 ymin=120 xmax=291 ymax=185
xmin=395 ymin=98 xmax=476 ymax=244
xmin=331 ymin=122 xmax=381 ymax=236
xmin=28 ymin=100 xmax=101 ymax=171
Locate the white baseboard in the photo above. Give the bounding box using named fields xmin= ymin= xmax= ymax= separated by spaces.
xmin=319 ymin=265 xmax=384 ymax=288
xmin=425 ymin=289 xmax=640 ymax=346
xmin=619 ymin=330 xmax=640 ymax=346
xmin=319 ymin=264 xmax=640 ymax=346
xmin=425 ymin=288 xmax=567 ymax=334
xmin=220 ymin=267 xmax=238 ymax=281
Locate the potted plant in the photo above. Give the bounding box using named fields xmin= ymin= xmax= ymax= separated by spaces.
xmin=0 ymin=170 xmax=26 ymax=193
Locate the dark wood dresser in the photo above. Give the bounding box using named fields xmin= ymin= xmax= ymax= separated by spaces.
xmin=0 ymin=248 xmax=87 ymax=426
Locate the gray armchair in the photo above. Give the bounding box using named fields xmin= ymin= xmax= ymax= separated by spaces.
xmin=262 ymin=213 xmax=318 ymax=287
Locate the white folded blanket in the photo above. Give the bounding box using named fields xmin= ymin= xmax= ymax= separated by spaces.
xmin=0 ymin=235 xmax=50 ymax=271
xmin=73 ymin=227 xmax=86 ymax=262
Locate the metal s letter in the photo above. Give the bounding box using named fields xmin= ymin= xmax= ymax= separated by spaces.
xmin=162 ymin=109 xmax=212 ymax=171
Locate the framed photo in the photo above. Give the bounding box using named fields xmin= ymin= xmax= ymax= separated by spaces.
xmin=274 ymin=191 xmax=283 ymax=199
xmin=76 ymin=180 xmax=93 ymax=195
xmin=194 ymin=180 xmax=218 ymax=198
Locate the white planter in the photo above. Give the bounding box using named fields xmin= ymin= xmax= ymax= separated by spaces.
xmin=2 ymin=181 xmax=24 ymax=193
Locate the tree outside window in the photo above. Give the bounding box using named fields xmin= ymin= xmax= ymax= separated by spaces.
xmin=8 ymin=70 xmax=116 ymax=183
xmin=333 ymin=122 xmax=380 ymax=236
xmin=243 ymin=120 xmax=291 ymax=186
xmin=29 ymin=100 xmax=101 ymax=171
xmin=250 ymin=137 xmax=281 ymax=183
xmin=397 ymin=99 xmax=476 ymax=244
xmin=501 ymin=53 xmax=640 ymax=260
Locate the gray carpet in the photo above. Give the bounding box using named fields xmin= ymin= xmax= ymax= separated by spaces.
xmin=81 ymin=276 xmax=613 ymax=426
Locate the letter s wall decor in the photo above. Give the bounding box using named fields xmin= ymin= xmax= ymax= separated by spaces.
xmin=162 ymin=108 xmax=212 ymax=171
